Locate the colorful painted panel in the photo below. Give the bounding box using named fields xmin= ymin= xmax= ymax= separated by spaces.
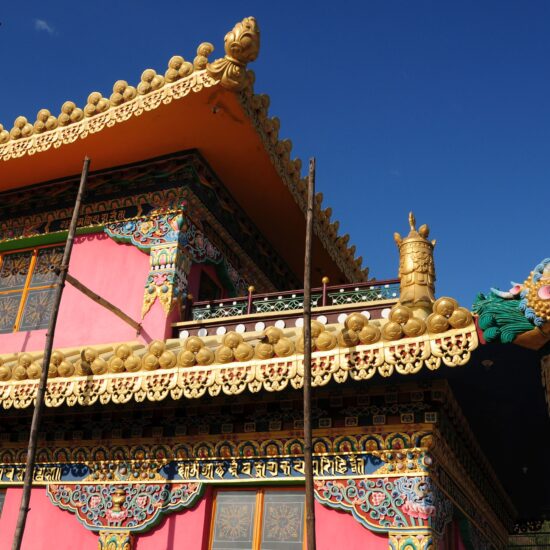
xmin=0 ymin=152 xmax=299 ymax=290
xmin=261 ymin=490 xmax=304 ymax=550
xmin=46 ymin=482 xmax=202 ymax=533
xmin=0 ymin=426 xmax=435 ymax=487
xmin=0 ymin=451 xmax=393 ymax=486
xmin=171 ymin=452 xmax=384 ymax=483
xmin=211 ymin=491 xmax=256 ymax=549
xmin=314 ymin=476 xmax=452 ymax=536
xmin=0 ymin=453 xmax=384 ymax=484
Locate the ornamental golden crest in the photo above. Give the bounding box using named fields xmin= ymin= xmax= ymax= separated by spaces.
xmin=207 ymin=17 xmax=260 ymax=91
xmin=394 ymin=213 xmax=436 ymax=317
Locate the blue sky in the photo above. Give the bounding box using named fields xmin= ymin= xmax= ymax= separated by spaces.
xmin=0 ymin=1 xmax=548 ymax=306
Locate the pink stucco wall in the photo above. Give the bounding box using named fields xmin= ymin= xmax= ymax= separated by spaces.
xmin=315 ymin=500 xmax=388 ymax=549
xmin=134 ymin=487 xmax=213 ymax=550
xmin=0 ymin=487 xmax=98 ymax=550
xmin=0 ymin=233 xmax=178 ymax=354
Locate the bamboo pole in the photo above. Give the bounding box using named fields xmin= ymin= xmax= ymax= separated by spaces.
xmin=11 ymin=157 xmax=91 ymax=550
xmin=303 ymin=157 xmax=317 ymax=550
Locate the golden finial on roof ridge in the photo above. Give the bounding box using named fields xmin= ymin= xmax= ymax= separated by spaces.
xmin=1 ymin=19 xmax=257 ymax=139
xmin=394 ymin=212 xmax=436 ymax=317
xmin=206 ymin=16 xmax=260 ymax=91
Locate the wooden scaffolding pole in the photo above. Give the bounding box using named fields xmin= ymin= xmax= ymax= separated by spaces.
xmin=11 ymin=157 xmax=91 ymax=550
xmin=303 ymin=157 xmax=317 ymax=550
xmin=65 ymin=273 xmax=141 ymax=333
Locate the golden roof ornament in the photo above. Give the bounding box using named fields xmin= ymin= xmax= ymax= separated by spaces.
xmin=394 ymin=212 xmax=436 ymax=317
xmin=206 ymin=17 xmax=260 ymax=91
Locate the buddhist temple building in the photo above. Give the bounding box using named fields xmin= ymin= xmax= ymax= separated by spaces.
xmin=0 ymin=16 xmax=548 ymax=550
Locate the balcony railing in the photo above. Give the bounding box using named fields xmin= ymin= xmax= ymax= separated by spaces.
xmin=188 ymin=279 xmax=400 ymax=321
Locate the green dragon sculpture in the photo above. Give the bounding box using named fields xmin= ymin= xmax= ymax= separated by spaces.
xmin=473 ymin=258 xmax=550 ymax=350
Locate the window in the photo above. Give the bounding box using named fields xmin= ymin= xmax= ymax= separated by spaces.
xmin=210 ymin=489 xmax=305 ymax=550
xmin=0 ymin=245 xmax=63 ymax=333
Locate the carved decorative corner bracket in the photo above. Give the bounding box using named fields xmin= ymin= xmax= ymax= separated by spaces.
xmin=144 ymin=241 xmax=190 ymax=317
xmin=47 ymin=482 xmax=203 ymax=549
xmin=105 ymin=208 xmax=191 ymax=317
xmin=314 ymin=476 xmax=452 ymax=546
xmin=104 ymin=204 xmax=247 ymax=318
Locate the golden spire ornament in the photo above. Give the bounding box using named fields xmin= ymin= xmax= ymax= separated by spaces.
xmin=206 ymin=17 xmax=260 ymax=91
xmin=394 ymin=212 xmax=436 ymax=317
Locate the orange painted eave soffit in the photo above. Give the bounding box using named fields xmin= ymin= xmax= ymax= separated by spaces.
xmin=0 ymin=88 xmax=347 ymax=283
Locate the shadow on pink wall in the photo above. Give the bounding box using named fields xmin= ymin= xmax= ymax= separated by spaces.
xmin=0 ymin=233 xmax=178 ymax=354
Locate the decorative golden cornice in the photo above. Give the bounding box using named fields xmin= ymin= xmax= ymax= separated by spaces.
xmin=0 ymin=70 xmax=218 ymax=161
xmin=0 ymin=310 xmax=478 ymax=409
xmin=0 ymin=45 xmax=218 ymax=150
xmin=0 ymin=17 xmax=260 ymax=152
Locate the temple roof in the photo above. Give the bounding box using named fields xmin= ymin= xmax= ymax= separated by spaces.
xmin=0 ymin=17 xmax=367 ymax=284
